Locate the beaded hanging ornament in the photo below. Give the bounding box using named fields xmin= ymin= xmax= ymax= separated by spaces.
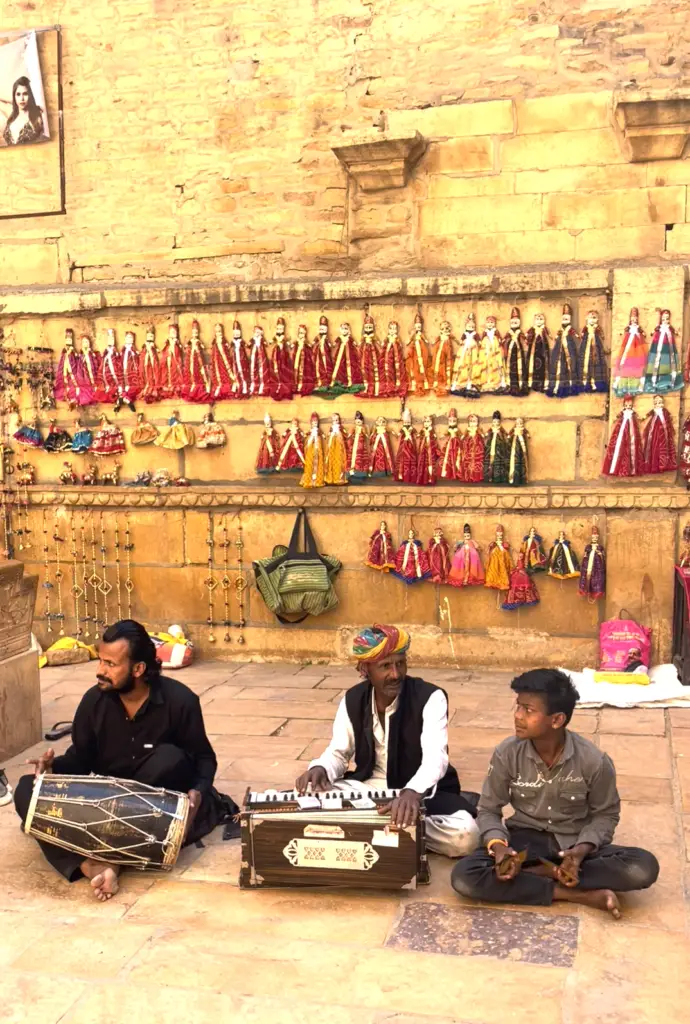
xmin=89 ymin=512 xmax=102 ymax=640
xmin=70 ymin=514 xmax=84 ymax=638
xmin=221 ymin=514 xmax=232 ymax=643
xmin=124 ymin=513 xmax=134 ymax=618
xmin=205 ymin=512 xmax=217 ymax=643
xmin=235 ymin=515 xmax=247 ymax=645
xmin=80 ymin=516 xmax=91 ymax=639
xmin=42 ymin=510 xmax=53 ymax=632
xmin=52 ymin=510 xmax=65 ymax=636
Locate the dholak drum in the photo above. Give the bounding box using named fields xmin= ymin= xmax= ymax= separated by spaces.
xmin=24 ymin=774 xmax=190 ymax=870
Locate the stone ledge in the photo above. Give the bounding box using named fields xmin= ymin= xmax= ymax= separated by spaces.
xmin=71 ymin=240 xmax=285 ymax=270
xmin=614 ymin=91 xmax=690 ymax=162
xmin=332 ymin=131 xmax=427 ymax=191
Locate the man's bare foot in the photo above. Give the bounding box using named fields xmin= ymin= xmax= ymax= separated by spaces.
xmin=553 ymin=884 xmax=621 ymax=918
xmin=79 ymin=859 xmax=121 ymax=901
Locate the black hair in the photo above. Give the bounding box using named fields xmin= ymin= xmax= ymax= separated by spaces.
xmin=510 ymin=668 xmax=579 ymax=724
xmin=8 ymin=76 xmax=43 ymax=128
xmin=101 ymin=619 xmax=161 ymax=683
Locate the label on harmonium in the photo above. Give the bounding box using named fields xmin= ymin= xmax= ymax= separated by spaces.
xmin=371 ymin=828 xmax=399 ymax=848
xmin=283 ymin=837 xmax=379 ymax=871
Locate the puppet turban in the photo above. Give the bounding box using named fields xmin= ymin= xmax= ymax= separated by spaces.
xmin=352 ymin=624 xmax=411 ymax=667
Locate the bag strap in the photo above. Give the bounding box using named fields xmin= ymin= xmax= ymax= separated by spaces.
xmin=276 ymin=610 xmax=310 ymax=624
xmin=286 ymin=509 xmax=306 ymax=556
xmin=301 ymin=508 xmax=319 ymax=556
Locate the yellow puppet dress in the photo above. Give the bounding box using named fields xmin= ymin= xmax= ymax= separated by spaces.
xmin=484 ymin=527 xmax=513 ymax=591
xmin=300 ymin=413 xmax=326 ymax=489
xmin=154 ymin=411 xmax=195 ymax=450
xmin=324 ymin=413 xmax=348 ymax=485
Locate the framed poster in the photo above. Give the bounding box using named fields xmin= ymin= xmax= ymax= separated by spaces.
xmin=0 ymin=30 xmax=49 ymax=147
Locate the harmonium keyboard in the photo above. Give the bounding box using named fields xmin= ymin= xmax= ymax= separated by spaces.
xmin=239 ymin=787 xmax=430 ymax=891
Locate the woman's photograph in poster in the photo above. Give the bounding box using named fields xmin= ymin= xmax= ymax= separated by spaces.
xmin=0 ymin=30 xmax=49 ymax=147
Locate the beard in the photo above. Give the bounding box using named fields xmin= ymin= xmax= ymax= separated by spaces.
xmin=96 ymin=671 xmax=137 ymax=694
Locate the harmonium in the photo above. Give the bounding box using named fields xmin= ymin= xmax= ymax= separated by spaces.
xmin=239 ymin=787 xmax=430 ymax=890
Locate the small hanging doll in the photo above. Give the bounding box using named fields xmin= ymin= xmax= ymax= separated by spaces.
xmin=438 ymin=408 xmax=462 ymax=482
xmin=181 ymin=321 xmax=211 ymax=404
xmin=365 ymin=521 xmax=396 ymax=572
xmin=130 ymin=412 xmax=158 ymax=446
xmin=392 ymin=528 xmax=432 ymax=584
xmin=79 ymin=335 xmax=101 ymax=400
xmin=416 ymin=414 xmax=440 ymax=486
xmin=450 ymin=313 xmax=481 ymax=397
xmin=520 ymin=527 xmax=548 ymax=573
xmin=328 ymin=322 xmax=363 ymax=397
xmin=153 ymin=411 xmax=194 ymax=451
xmin=678 ymin=523 xmax=690 ymax=567
xmin=13 ymin=415 xmax=43 ymax=449
xmin=578 ymin=526 xmax=606 ymax=600
xmin=485 ymin=524 xmax=513 ymax=591
xmin=55 ymin=329 xmax=94 ymax=409
xmin=431 ymin=320 xmax=454 ymax=396
xmin=448 ymin=523 xmax=485 ymax=588
xmin=613 ymin=307 xmax=647 ymax=397
xmin=477 ymin=315 xmax=507 ymax=394
xmin=270 ymin=317 xmax=294 ymax=401
xmin=526 ymin=312 xmax=550 ymax=393
xmin=642 ymin=394 xmax=678 ymax=474
xmin=292 ymin=323 xmax=315 ymax=398
xmin=71 ymin=419 xmax=93 ymax=453
xmin=196 ymin=411 xmax=226 ymax=449
xmin=602 ymin=395 xmax=643 ymax=477
xmin=210 ymin=322 xmax=235 ymax=401
xmin=507 ymin=416 xmax=529 ymax=486
xmin=346 ymin=410 xmax=370 ymax=483
xmin=359 ymin=313 xmax=383 ymax=399
xmin=159 ymin=323 xmax=184 ymax=400
xmin=483 ymin=410 xmax=509 ymax=484
xmin=301 ymin=412 xmax=326 ymax=488
xmin=96 ymin=328 xmax=124 ymax=406
xmin=427 ymin=528 xmax=452 ymax=584
xmin=118 ymin=330 xmax=141 ymax=411
xmin=43 ymin=420 xmax=73 ymax=453
xmin=504 ymin=307 xmax=528 ymax=397
xmin=138 ymin=327 xmax=161 ymax=404
xmin=382 ymin=320 xmax=407 ymax=398
xmin=547 ymin=303 xmax=580 ymax=398
xmin=91 ymin=415 xmax=127 ymax=456
xmin=579 ymin=310 xmax=608 ymax=393
xmin=502 ymin=553 xmax=540 ymax=611
xmin=276 ymin=418 xmax=305 ymax=473
xmin=256 ymin=413 xmax=280 ymax=473
xmin=369 ymin=415 xmax=395 ymax=478
xmin=680 ymin=416 xmax=690 ymax=490
xmin=395 ymin=407 xmax=418 ymax=484
xmin=546 ymin=530 xmax=580 ymax=580
xmin=325 ymin=412 xmax=348 ymax=486
xmin=249 ymin=325 xmax=276 ymax=399
xmin=459 ymin=413 xmax=485 ymax=484
xmin=405 ymin=312 xmax=432 ymax=395
xmin=229 ymin=320 xmax=250 ymax=398
xmin=313 ymin=316 xmax=334 ymax=393
xmin=644 ymin=308 xmax=682 ymax=393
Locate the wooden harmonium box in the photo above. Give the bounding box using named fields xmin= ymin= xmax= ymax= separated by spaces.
xmin=239 ymin=787 xmax=429 ymax=890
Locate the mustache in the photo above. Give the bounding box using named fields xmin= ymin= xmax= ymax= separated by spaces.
xmin=96 ymin=675 xmax=113 ymax=685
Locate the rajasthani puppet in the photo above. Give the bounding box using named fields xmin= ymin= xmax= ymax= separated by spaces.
xmin=526 ymin=313 xmax=550 ymax=393
xmin=154 ymin=411 xmax=194 ymax=450
xmin=547 ymin=304 xmax=579 ymax=398
xmin=13 ymin=415 xmax=43 ymax=449
xmin=256 ymin=413 xmax=280 ymax=473
xmin=395 ymin=407 xmax=418 ymax=484
xmin=325 ymin=412 xmax=348 ymax=486
xmin=602 ymin=396 xmax=643 ymax=478
xmin=578 ymin=527 xmax=606 ymax=600
xmin=313 ymin=316 xmax=334 ymax=393
xmin=502 ymin=554 xmax=540 ymax=611
xmin=181 ymin=322 xmax=211 ymax=404
xmin=680 ymin=416 xmax=690 ymax=490
xmin=79 ymin=335 xmax=101 ymax=403
xmin=428 ymin=528 xmax=452 ymax=584
xmin=483 ymin=410 xmax=509 ymax=485
xmin=91 ymin=415 xmax=127 ymax=456
xmin=271 ymin=317 xmax=294 ymax=401
xmin=229 ymin=321 xmax=250 ymax=398
xmin=392 ymin=528 xmax=432 ymax=584
xmin=71 ymin=419 xmax=94 ymax=453
xmin=520 ymin=527 xmax=547 ymax=573
xmin=369 ymin=415 xmax=395 ymax=478
xmin=130 ymin=413 xmax=158 ymax=446
xmin=359 ymin=314 xmax=383 ymax=399
xmin=642 ymin=394 xmax=678 ymax=474
xmin=276 ymin=418 xmax=305 ymax=474
xmin=504 ymin=306 xmax=528 ymax=397
xmin=117 ymin=330 xmax=141 ymax=411
xmin=328 ymin=322 xmax=363 ymax=397
xmin=138 ymin=328 xmax=161 ymax=404
xmin=96 ymin=329 xmax=123 ymax=406
xmin=292 ymin=323 xmax=314 ymax=398
xmin=450 ymin=313 xmax=481 ymax=397
xmin=43 ymin=420 xmax=73 ymax=453
xmin=459 ymin=413 xmax=484 ymax=484
xmin=484 ymin=525 xmax=512 ymax=591
xmin=405 ymin=312 xmax=432 ymax=396
xmin=300 ymin=412 xmax=326 ymax=488
xmin=431 ymin=320 xmax=454 ymax=396
xmin=55 ymin=330 xmax=94 ymax=409
xmin=365 ymin=521 xmax=396 ymax=572
xmin=416 ymin=414 xmax=440 ymax=486
xmin=438 ymin=408 xmax=462 ymax=483
xmin=579 ymin=310 xmax=608 ymax=393
xmin=448 ymin=524 xmax=485 ymax=587
xmin=507 ymin=417 xmax=529 ymax=486
xmin=613 ymin=307 xmax=647 ymax=397
xmin=159 ymin=324 xmax=184 ymax=401
xmin=546 ymin=531 xmax=580 ymax=580
xmin=645 ymin=309 xmax=682 ymax=393
xmin=382 ymin=320 xmax=407 ymax=398
xmin=249 ymin=326 xmax=276 ymax=399
xmin=477 ymin=315 xmax=507 ymax=394
xmin=679 ymin=523 xmax=690 ymax=565
xmin=196 ymin=412 xmax=226 ymax=449
xmin=210 ymin=323 xmax=235 ymax=401
xmin=346 ymin=410 xmax=370 ymax=483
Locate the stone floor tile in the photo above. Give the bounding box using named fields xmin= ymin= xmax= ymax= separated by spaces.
xmin=463 ymin=708 xmax=517 ymax=730
xmin=179 ymin=839 xmax=241 ymax=884
xmin=598 ymin=734 xmax=672 ymax=778
xmin=206 ymin=735 xmax=308 ymax=759
xmin=231 ymin=686 xmax=339 ymax=703
xmin=599 ymin=708 xmax=666 ymax=735
xmin=675 ymin=757 xmax=690 ymax=812
xmin=447 ymin=727 xmax=509 ymax=751
xmin=217 ymin=699 xmax=341 ymax=720
xmin=226 ymin=673 xmax=328 ymax=689
xmin=197 ymin=685 xmax=245 ymax=706
xmin=616 ymin=803 xmax=681 ymax=846
xmin=276 ymin=718 xmax=335 ymax=738
xmin=0 ymin=910 xmax=45 ymax=960
xmin=60 ymin=984 xmax=245 ymax=1024
xmin=204 ymin=714 xmax=286 ymax=736
xmin=0 ymin=865 xmax=155 ymax=919
xmin=297 ymin=738 xmax=328 ymax=760
xmin=670 ymin=730 xmax=690 ymax=756
xmin=216 ymin=756 xmax=303 ymax=783
xmin=667 ymin=708 xmax=690 ymax=729
xmin=0 ymin=973 xmax=85 ymax=1024
xmin=10 ymin=920 xmax=155 ymax=977
xmin=615 ymin=774 xmax=674 ymax=804
xmin=683 ymin=815 xmax=690 ymax=861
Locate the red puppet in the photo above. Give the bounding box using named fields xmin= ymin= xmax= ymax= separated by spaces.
xmin=159 ymin=323 xmax=184 ymax=401
xmin=181 ymin=321 xmax=211 ymax=403
xmin=229 ymin=320 xmax=251 ymax=398
xmin=459 ymin=413 xmax=484 ymax=483
xmin=292 ymin=323 xmax=315 ymax=398
xmin=271 ymin=317 xmax=294 ymax=401
xmin=438 ymin=408 xmax=462 ymax=483
xmin=365 ymin=520 xmax=396 ymax=572
xmin=359 ymin=313 xmax=383 ymax=399
xmin=313 ymin=315 xmax=334 ymax=393
xmin=416 ymin=414 xmax=440 ymax=486
xmin=138 ymin=327 xmax=161 ymax=404
xmin=642 ymin=394 xmax=678 ymax=474
xmin=248 ymin=325 xmax=276 ymax=399
xmin=210 ymin=322 xmax=235 ymax=401
xmin=428 ymin=528 xmax=452 ymax=584
xmin=395 ymin=407 xmax=418 ymax=484
xmin=55 ymin=329 xmax=94 ymax=409
xmin=346 ymin=410 xmax=370 ymax=483
xmin=382 ymin=320 xmax=407 ymax=398
xmin=602 ymin=395 xmax=643 ymax=478
xmin=117 ymin=330 xmax=141 ymax=411
xmin=256 ymin=412 xmax=280 ymax=474
xmin=275 ymin=418 xmax=305 ymax=473
xmin=369 ymin=415 xmax=395 ymax=478
xmin=96 ymin=328 xmax=124 ymax=406
xmin=79 ymin=335 xmax=101 ymax=401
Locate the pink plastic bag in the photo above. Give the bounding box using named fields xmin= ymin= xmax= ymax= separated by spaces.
xmin=599 ymin=611 xmax=652 ymax=671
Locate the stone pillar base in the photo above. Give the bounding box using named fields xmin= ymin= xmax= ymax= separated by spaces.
xmin=0 ymin=648 xmax=42 ymax=761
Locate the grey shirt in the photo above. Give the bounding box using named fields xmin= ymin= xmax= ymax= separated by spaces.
xmin=477 ymin=731 xmax=620 ymax=852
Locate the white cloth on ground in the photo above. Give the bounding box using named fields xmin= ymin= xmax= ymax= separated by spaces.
xmin=565 ymin=663 xmax=690 ymax=709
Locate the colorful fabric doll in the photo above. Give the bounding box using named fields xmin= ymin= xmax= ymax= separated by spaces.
xmin=526 ymin=312 xmax=550 ymax=393
xmin=450 ymin=313 xmax=481 ymax=397
xmin=502 ymin=553 xmax=540 ymax=610
xmin=504 ymin=306 xmax=528 ymax=397
xmin=427 ymin=528 xmax=452 ymax=584
xmin=292 ymin=323 xmax=315 ymax=398
xmin=416 ymin=414 xmax=440 ymax=486
xmin=256 ymin=413 xmax=280 ymax=473
xmin=196 ymin=411 xmax=226 ymax=449
xmin=546 ymin=530 xmax=580 ymax=580
xmin=328 ymin=322 xmax=363 ymax=397
xmin=130 ymin=412 xmax=158 ymax=446
xmin=270 ymin=317 xmax=294 ymax=401
xmin=477 ymin=315 xmax=507 ymax=394
xmin=55 ymin=329 xmax=94 ymax=408
xmin=642 ymin=394 xmax=678 ymax=473
xmin=79 ymin=335 xmax=101 ymax=401
xmin=431 ymin=320 xmax=454 ymax=396
xmin=602 ymin=396 xmax=643 ymax=477
xmin=459 ymin=413 xmax=485 ymax=483
xmin=520 ymin=527 xmax=547 ymax=573
xmin=644 ymin=308 xmax=682 ymax=393
xmin=276 ymin=418 xmax=305 ymax=473
xmin=43 ymin=420 xmax=73 ymax=453
xmin=159 ymin=324 xmax=184 ymax=401
xmin=70 ymin=419 xmax=93 ymax=453
xmin=438 ymin=407 xmax=462 ymax=482
xmin=346 ymin=410 xmax=370 ymax=483
xmin=578 ymin=526 xmax=606 ymax=600
xmin=382 ymin=320 xmax=407 ymax=398
xmin=324 ymin=412 xmax=348 ymax=485
xmin=300 ymin=412 xmax=326 ymax=488
xmin=313 ymin=315 xmax=334 ymax=393
xmin=118 ymin=330 xmax=141 ymax=411
xmin=483 ymin=410 xmax=509 ymax=484
xmin=229 ymin=320 xmax=250 ymax=398
xmin=547 ymin=303 xmax=580 ymax=398
xmin=679 ymin=523 xmax=690 ymax=564
xmin=369 ymin=415 xmax=395 ymax=478
xmin=405 ymin=312 xmax=432 ymax=396
xmin=13 ymin=415 xmax=43 ymax=448
xmin=579 ymin=310 xmax=608 ymax=393
xmin=153 ymin=411 xmax=194 ymax=451
xmin=392 ymin=528 xmax=432 ymax=583
xmin=138 ymin=327 xmax=161 ymax=404
xmin=395 ymin=407 xmax=418 ymax=483
xmin=365 ymin=521 xmax=396 ymax=572
xmin=95 ymin=328 xmax=123 ymax=406
xmin=359 ymin=313 xmax=383 ymax=399
xmin=210 ymin=322 xmax=235 ymax=401
xmin=248 ymin=325 xmax=276 ymax=399
xmin=181 ymin=321 xmax=211 ymax=404
xmin=680 ymin=416 xmax=690 ymax=490
xmin=484 ymin=524 xmax=512 ymax=591
xmin=508 ymin=417 xmax=529 ymax=486
xmin=613 ymin=307 xmax=647 ymax=397
xmin=91 ymin=415 xmax=127 ymax=456
xmin=448 ymin=523 xmax=485 ymax=587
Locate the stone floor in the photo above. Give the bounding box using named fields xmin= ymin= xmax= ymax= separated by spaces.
xmin=1 ymin=660 xmax=688 ymax=1024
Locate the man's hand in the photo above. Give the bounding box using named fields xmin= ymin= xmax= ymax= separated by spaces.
xmin=378 ymin=788 xmax=421 ymax=828
xmin=295 ymin=766 xmax=331 ymax=795
xmin=184 ymin=789 xmax=202 ymax=840
xmin=493 ymin=845 xmax=523 ymax=881
xmin=26 ymin=748 xmax=55 ymax=776
xmin=556 ymin=843 xmax=594 ymax=887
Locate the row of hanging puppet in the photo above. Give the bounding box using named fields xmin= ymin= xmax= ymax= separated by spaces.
xmin=365 ymin=521 xmax=605 ymax=605
xmin=11 ymin=410 xmax=225 ymax=455
xmin=256 ymin=408 xmax=529 ymax=486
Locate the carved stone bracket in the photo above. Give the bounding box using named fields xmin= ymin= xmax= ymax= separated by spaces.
xmin=332 ymin=131 xmax=427 ymax=191
xmin=614 ymin=91 xmax=690 ymax=162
